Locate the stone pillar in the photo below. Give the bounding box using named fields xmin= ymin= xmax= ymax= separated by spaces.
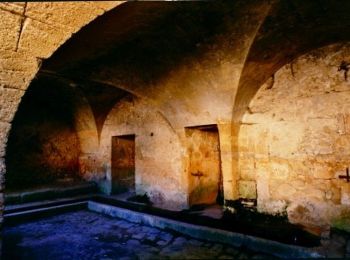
xmin=218 ymin=122 xmax=238 ymax=201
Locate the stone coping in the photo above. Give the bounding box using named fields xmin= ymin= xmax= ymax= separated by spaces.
xmin=88 ymin=201 xmax=324 ymax=258
xmin=4 ymin=182 xmax=97 ymax=205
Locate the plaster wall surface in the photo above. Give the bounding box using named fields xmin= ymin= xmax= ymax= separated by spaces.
xmin=239 ymin=43 xmax=350 ymax=231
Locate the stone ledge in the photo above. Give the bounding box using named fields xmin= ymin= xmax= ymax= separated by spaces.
xmin=4 ymin=201 xmax=86 ymax=226
xmin=5 ymin=182 xmax=97 ymax=205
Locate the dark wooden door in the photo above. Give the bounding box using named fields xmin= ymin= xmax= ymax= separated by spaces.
xmin=111 ymin=135 xmax=135 ymax=193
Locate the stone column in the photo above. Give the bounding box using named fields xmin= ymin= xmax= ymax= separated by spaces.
xmin=218 ymin=122 xmax=239 ymax=201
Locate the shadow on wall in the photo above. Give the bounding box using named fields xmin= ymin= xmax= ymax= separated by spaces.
xmin=5 ymin=77 xmax=81 ymax=191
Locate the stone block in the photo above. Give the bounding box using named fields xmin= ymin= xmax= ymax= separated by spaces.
xmin=0 ymin=157 xmax=4 ymax=188
xmin=258 ymin=199 xmax=287 ymax=215
xmin=311 ymin=163 xmax=334 ymax=179
xmin=0 ymin=49 xmax=39 ymax=72
xmin=0 ymin=86 xmax=24 ymax=122
xmin=239 ymin=156 xmax=255 ymax=177
xmin=89 ymin=1 xmax=123 ymax=12
xmin=273 ymin=183 xmax=297 ymax=200
xmin=268 ymin=122 xmax=304 ymax=158
xmin=290 ymin=179 xmax=306 ymax=190
xmin=240 ymin=169 xmax=256 ymax=180
xmin=0 ymin=9 xmax=21 ymax=51
xmin=0 ymin=70 xmax=34 ymax=90
xmin=238 ymin=180 xmax=256 ymax=199
xmin=269 ymin=161 xmax=290 ymax=180
xmin=301 ymin=118 xmax=336 ymax=155
xmin=345 ymin=114 xmax=350 ymax=134
xmin=0 ymin=122 xmax=11 ymax=158
xmin=333 ymin=135 xmax=350 ymax=155
xmin=0 ymin=50 xmax=39 ymax=90
xmin=18 ymin=18 xmax=69 ymax=58
xmin=305 ymin=187 xmax=325 ymax=201
xmin=25 ymin=2 xmax=111 ymax=30
xmin=329 ymin=185 xmax=341 ymax=204
xmin=0 ymin=3 xmax=25 ymax=14
xmin=341 ymin=184 xmax=350 ymax=205
xmin=240 ymin=124 xmax=269 ymax=155
xmin=336 ymin=114 xmax=346 ymax=135
xmin=256 ymin=177 xmax=269 ymax=201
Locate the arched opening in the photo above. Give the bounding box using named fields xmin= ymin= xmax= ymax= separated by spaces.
xmin=35 ymin=0 xmax=262 ymax=210
xmin=5 ymin=76 xmax=81 ymax=191
xmin=231 ymin=1 xmax=350 ymax=233
xmin=7 ymin=1 xmax=350 ymax=258
xmin=3 ymin=71 xmax=110 ymax=203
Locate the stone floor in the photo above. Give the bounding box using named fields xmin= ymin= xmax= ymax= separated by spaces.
xmin=2 ymin=210 xmax=274 ymax=259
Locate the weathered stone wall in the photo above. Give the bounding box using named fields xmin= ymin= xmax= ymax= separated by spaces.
xmin=239 ymin=43 xmax=350 ymax=231
xmin=100 ymin=96 xmax=187 ymax=210
xmin=0 ymin=2 xmax=123 ymax=230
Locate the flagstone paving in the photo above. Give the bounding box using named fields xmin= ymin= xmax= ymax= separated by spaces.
xmin=2 ymin=210 xmax=275 ymax=259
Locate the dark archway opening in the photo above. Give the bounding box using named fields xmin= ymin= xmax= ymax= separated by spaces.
xmin=5 ymin=77 xmax=81 ymax=192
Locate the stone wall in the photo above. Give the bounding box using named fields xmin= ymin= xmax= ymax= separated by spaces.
xmin=100 ymin=96 xmax=187 ymax=210
xmin=0 ymin=8 xmax=125 ymax=257
xmin=0 ymin=1 xmax=123 ymax=229
xmin=239 ymin=43 xmax=350 ymax=231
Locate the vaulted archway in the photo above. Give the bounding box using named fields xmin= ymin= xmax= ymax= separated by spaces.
xmin=232 ymin=0 xmax=350 ymax=206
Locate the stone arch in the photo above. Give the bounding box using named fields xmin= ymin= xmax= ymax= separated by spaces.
xmin=32 ymin=1 xmax=272 ymax=205
xmin=0 ymin=1 xmax=124 ymax=223
xmin=236 ymin=42 xmax=350 ymax=230
xmin=231 ymin=1 xmax=350 ymax=205
xmin=5 ymin=73 xmax=99 ymax=188
xmin=31 ymin=74 xmax=101 ymax=180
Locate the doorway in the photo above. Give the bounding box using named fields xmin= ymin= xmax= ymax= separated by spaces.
xmin=111 ymin=135 xmax=135 ymax=194
xmin=186 ymin=125 xmax=223 ymax=206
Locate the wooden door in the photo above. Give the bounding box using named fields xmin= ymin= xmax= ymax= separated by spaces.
xmin=187 ymin=126 xmax=222 ymax=206
xmin=111 ymin=135 xmax=135 ymax=193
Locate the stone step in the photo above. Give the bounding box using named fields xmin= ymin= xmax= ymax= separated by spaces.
xmin=5 ymin=182 xmax=98 ymax=205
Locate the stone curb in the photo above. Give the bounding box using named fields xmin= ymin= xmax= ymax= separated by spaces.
xmin=88 ymin=201 xmax=325 ymax=258
xmin=5 ymin=183 xmax=97 ymax=204
xmin=4 ymin=202 xmax=86 ymax=226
